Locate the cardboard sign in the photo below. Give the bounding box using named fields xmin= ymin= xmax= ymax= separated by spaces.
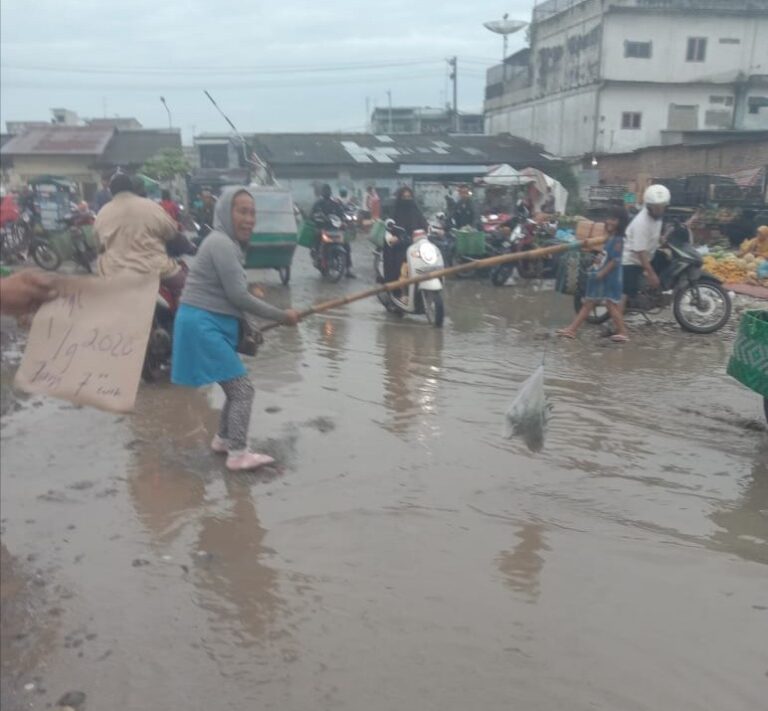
xmin=15 ymin=273 xmax=159 ymax=413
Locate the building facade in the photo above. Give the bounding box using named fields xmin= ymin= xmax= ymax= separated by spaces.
xmin=370 ymin=107 xmax=484 ymax=135
xmin=484 ymin=0 xmax=768 ymax=158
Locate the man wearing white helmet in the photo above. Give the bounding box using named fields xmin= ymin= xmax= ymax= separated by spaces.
xmin=621 ymin=184 xmax=671 ymax=301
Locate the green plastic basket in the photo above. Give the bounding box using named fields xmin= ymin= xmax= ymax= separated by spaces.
xmin=368 ymin=220 xmax=386 ymax=249
xmin=297 ymin=221 xmax=317 ymax=249
xmin=455 ymin=229 xmax=486 ymax=257
xmin=727 ymin=310 xmax=768 ymax=398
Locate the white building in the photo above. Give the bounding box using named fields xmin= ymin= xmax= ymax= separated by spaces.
xmin=484 ymin=0 xmax=768 ymax=158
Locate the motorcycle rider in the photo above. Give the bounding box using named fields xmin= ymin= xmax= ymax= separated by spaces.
xmin=94 ymin=172 xmax=186 ymax=295
xmin=311 ymin=184 xmax=355 ymax=278
xmin=451 ymin=185 xmax=476 ymax=230
xmin=621 ymin=184 xmax=671 ymax=303
xmin=383 ymin=186 xmax=427 ymax=283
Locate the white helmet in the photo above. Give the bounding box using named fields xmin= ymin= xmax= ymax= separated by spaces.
xmin=644 ymin=184 xmax=671 ymax=206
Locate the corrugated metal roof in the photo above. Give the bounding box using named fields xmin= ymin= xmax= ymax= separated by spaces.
xmin=99 ymin=129 xmax=182 ymax=167
xmin=249 ymin=133 xmax=554 ymax=169
xmin=1 ymin=126 xmax=115 ymax=156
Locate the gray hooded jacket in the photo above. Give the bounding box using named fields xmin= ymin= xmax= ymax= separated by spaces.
xmin=180 ymin=187 xmax=286 ymax=321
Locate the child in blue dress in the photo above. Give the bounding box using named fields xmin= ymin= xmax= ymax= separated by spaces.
xmin=557 ymin=206 xmax=630 ymax=343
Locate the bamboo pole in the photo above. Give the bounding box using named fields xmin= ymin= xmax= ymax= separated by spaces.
xmin=261 ymin=236 xmax=605 ymax=332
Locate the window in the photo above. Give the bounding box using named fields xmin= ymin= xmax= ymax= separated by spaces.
xmin=710 ymin=96 xmax=734 ymax=107
xmin=621 ymin=112 xmax=642 ymax=129
xmin=748 ymin=97 xmax=768 ymax=115
xmin=719 ymin=38 xmax=741 ymax=45
xmin=687 ymin=37 xmax=707 ymax=62
xmin=625 ymin=41 xmax=652 ymax=59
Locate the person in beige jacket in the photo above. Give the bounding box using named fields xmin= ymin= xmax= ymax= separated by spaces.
xmin=94 ymin=173 xmax=184 ymax=291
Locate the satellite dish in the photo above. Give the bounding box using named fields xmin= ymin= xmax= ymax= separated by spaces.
xmin=484 ymin=15 xmax=528 ymax=62
xmin=483 ymin=19 xmax=527 ymax=35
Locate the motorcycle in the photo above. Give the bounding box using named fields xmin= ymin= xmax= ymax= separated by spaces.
xmin=480 ymin=212 xmax=511 ymax=235
xmin=342 ymin=203 xmax=359 ymax=239
xmin=141 ymin=246 xmax=194 ymax=383
xmin=142 ymin=273 xmax=182 ymax=382
xmin=374 ymin=223 xmax=445 ymax=327
xmin=310 ymin=212 xmax=348 ymax=283
xmin=31 ymin=208 xmax=97 ymax=273
xmin=427 ymin=213 xmax=455 ymax=267
xmin=574 ymin=229 xmax=732 ymax=334
xmin=490 ymin=218 xmax=561 ymax=286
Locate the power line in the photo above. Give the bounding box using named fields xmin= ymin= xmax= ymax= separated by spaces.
xmin=1 ymin=58 xmax=446 ymax=77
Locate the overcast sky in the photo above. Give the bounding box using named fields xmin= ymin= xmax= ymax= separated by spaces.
xmin=0 ymin=0 xmax=534 ymax=141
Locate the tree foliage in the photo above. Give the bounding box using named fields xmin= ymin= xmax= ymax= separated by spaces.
xmin=141 ymin=149 xmax=191 ymax=181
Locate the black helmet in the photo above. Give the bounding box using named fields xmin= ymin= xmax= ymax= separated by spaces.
xmin=109 ymin=171 xmax=133 ymax=195
xmin=321 ymin=184 xmax=332 ymax=199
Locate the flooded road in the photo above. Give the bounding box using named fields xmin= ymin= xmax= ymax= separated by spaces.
xmin=1 ymin=240 xmax=766 ymax=710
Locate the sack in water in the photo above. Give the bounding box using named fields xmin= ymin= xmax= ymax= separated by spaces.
xmin=504 ymin=365 xmax=550 ymax=452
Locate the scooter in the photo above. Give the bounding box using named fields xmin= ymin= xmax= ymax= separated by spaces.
xmin=490 ymin=218 xmax=561 ymax=286
xmin=310 ymin=212 xmax=348 ymax=283
xmin=574 ymin=229 xmax=732 ymax=334
xmin=374 ymin=223 xmax=445 ymax=328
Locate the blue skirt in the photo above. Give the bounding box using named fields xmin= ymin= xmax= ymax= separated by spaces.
xmin=171 ymin=304 xmax=246 ymax=387
xmin=585 ymin=266 xmax=623 ymax=304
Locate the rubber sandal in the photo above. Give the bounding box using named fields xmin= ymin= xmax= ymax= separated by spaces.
xmin=610 ymin=334 xmax=630 ymax=343
xmin=556 ymin=330 xmax=576 ymax=339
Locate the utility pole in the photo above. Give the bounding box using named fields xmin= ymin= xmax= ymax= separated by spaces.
xmin=387 ymin=90 xmax=393 ymax=133
xmin=365 ymin=96 xmax=370 ymax=132
xmin=448 ymin=57 xmax=458 ymax=133
xmin=160 ymin=96 xmax=172 ymax=130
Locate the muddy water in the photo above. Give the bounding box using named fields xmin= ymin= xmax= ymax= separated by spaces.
xmin=1 ymin=242 xmax=766 ymax=711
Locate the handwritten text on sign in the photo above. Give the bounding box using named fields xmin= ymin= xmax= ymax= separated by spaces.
xmin=15 ymin=273 xmax=159 ymax=413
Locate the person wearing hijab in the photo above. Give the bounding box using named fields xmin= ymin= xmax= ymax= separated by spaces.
xmin=172 ymin=187 xmax=300 ymax=472
xmin=383 ymin=186 xmax=427 ymax=282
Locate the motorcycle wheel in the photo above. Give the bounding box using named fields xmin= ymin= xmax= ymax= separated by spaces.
xmin=491 ymin=264 xmax=514 ymax=287
xmin=278 ymin=266 xmax=291 ymax=285
xmin=325 ymin=248 xmax=346 ymax=283
xmin=673 ymin=281 xmax=731 ymax=334
xmin=574 ymin=291 xmax=610 ymax=325
xmin=31 ymin=241 xmax=62 ymax=271
xmin=422 ymin=290 xmax=445 ymax=328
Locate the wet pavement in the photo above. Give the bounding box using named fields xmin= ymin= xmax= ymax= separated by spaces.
xmin=1 ymin=239 xmax=766 ymax=710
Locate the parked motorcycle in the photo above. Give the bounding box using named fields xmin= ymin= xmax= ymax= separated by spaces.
xmin=374 ymin=223 xmax=445 ymax=327
xmin=310 ymin=212 xmax=348 ymax=283
xmin=574 ymin=235 xmax=732 ymax=334
xmin=142 ymin=256 xmax=191 ymax=382
xmin=31 ymin=208 xmax=97 ymax=273
xmin=427 ymin=213 xmax=455 ymax=267
xmin=490 ymin=218 xmax=561 ymax=286
xmin=142 ymin=277 xmax=181 ymax=382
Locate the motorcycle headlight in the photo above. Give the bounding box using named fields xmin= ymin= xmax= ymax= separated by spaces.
xmin=419 ymin=241 xmax=439 ymax=265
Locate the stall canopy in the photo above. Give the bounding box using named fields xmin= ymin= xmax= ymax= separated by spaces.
xmin=475 ymin=163 xmax=530 ymax=187
xmin=520 ymin=167 xmax=569 ymax=214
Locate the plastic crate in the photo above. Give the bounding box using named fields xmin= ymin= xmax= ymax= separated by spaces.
xmin=455 ymin=229 xmax=486 ymax=257
xmin=727 ymin=310 xmax=768 ymax=398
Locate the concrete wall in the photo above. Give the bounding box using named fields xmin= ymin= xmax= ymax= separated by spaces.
xmin=597 ymin=84 xmax=748 ymax=153
xmin=602 ymin=10 xmax=768 ymax=85
xmin=595 ymin=138 xmax=768 ymax=195
xmin=487 ymin=86 xmax=599 ymax=158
